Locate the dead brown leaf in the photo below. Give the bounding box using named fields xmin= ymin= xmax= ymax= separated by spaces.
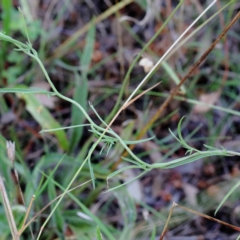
xmin=193 ymin=91 xmax=220 ymax=113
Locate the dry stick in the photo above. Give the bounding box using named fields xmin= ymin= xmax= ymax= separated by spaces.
xmin=122 ymin=82 xmax=161 ymax=110
xmin=176 ymin=204 xmax=240 ymax=232
xmin=217 ymin=0 xmax=229 ymax=93
xmin=19 ymin=195 xmax=35 ymax=234
xmin=0 ymin=175 xmax=19 ymax=240
xmin=159 ymin=202 xmax=177 ymax=240
xmin=159 ymin=202 xmax=240 ymax=240
xmin=6 ymin=141 xmax=34 ymax=239
xmin=112 ymin=10 xmax=240 ymax=170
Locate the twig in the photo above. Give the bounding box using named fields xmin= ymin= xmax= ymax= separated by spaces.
xmin=123 ymin=0 xmax=217 ymax=106
xmin=18 ymin=195 xmax=35 ymax=235
xmin=159 ymin=202 xmax=240 ymax=239
xmin=177 ymin=204 xmax=240 ymax=232
xmin=6 ymin=141 xmax=25 ymax=206
xmin=159 ymin=202 xmax=177 ymax=240
xmin=139 ymin=10 xmax=240 ymax=139
xmin=122 ymin=82 xmax=161 ymax=110
xmin=112 ymin=10 xmax=240 ymax=170
xmin=6 ymin=141 xmax=34 ymax=239
xmin=0 ymin=175 xmax=19 ymax=240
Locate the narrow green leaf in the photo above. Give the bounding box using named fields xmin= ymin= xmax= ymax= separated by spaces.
xmin=123 ymin=135 xmax=155 ymax=144
xmin=162 ymin=61 xmax=186 ymax=93
xmin=90 ymin=103 xmax=108 ymax=127
xmin=177 ymin=116 xmax=186 ymax=143
xmin=116 ymin=189 xmax=136 ymax=240
xmin=40 ymin=124 xmax=91 ymax=133
xmin=150 ymin=226 xmax=156 ymax=240
xmin=48 ymin=180 xmax=65 ymax=237
xmin=35 ymin=154 xmax=66 ymax=198
xmin=88 ymin=158 xmax=95 ymax=189
xmin=0 ymin=87 xmax=55 ymax=95
xmin=107 ymin=170 xmax=148 ymax=192
xmin=169 ymin=128 xmax=181 ymax=143
xmin=121 ymin=157 xmax=143 ymax=167
xmin=69 ymin=74 xmax=87 ymax=152
xmin=96 ymin=226 xmax=103 ymax=240
xmin=177 ymin=116 xmax=194 ymax=151
xmin=2 ymin=0 xmax=12 ymax=34
xmin=107 ymin=165 xmax=142 ymax=181
xmin=158 ymin=150 xmax=231 ymax=169
xmin=215 ymin=180 xmax=240 ymax=215
xmin=109 ymin=120 xmax=135 ymax=159
xmin=81 ymin=21 xmax=96 ymax=72
xmin=69 ymin=23 xmax=95 ymax=152
xmin=203 ymin=144 xmax=220 ymax=151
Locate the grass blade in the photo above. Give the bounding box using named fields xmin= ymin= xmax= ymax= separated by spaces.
xmin=96 ymin=225 xmax=103 ymax=240
xmin=215 ymin=179 xmax=240 ymax=215
xmin=69 ymin=23 xmax=95 ymax=152
xmin=0 ymin=87 xmax=55 ymax=95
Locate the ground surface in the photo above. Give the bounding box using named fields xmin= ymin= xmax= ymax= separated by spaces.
xmin=1 ymin=1 xmax=240 ymax=239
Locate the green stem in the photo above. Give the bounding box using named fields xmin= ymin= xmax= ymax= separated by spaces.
xmin=105 ymin=0 xmax=185 ymax=124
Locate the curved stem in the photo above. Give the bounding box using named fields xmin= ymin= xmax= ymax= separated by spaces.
xmin=31 ymin=48 xmax=150 ymax=167
xmin=34 ymin=55 xmax=93 ymax=124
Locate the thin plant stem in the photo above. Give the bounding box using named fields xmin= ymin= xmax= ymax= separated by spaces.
xmin=123 ymin=0 xmax=217 ymax=106
xmin=19 ymin=195 xmax=35 ymax=235
xmin=112 ymin=9 xmax=240 ymax=170
xmin=35 ymin=159 xmax=91 ymax=240
xmin=0 ymin=175 xmax=19 ymax=240
xmin=138 ymin=10 xmax=240 ymax=140
xmin=104 ymin=0 xmax=184 ymax=125
xmin=159 ymin=202 xmax=240 ymax=240
xmin=159 ymin=202 xmax=177 ymax=240
xmin=105 ymin=0 xmax=217 ymax=169
xmin=30 ymin=51 xmax=148 ymax=166
xmin=177 ymin=204 xmax=240 ymax=232
xmin=6 ymin=140 xmax=34 ymax=239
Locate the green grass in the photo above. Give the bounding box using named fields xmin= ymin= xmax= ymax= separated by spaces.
xmin=0 ymin=0 xmax=240 ymax=239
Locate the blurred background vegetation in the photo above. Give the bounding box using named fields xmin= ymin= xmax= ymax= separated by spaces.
xmin=0 ymin=0 xmax=240 ymax=239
